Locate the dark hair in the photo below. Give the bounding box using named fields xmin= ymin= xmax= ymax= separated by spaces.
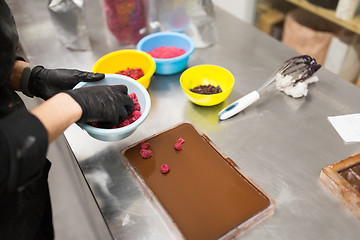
xmin=0 ymin=0 xmax=19 ymax=86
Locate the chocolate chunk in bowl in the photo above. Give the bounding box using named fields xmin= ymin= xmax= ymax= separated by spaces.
xmin=120 ymin=122 xmax=275 ymax=239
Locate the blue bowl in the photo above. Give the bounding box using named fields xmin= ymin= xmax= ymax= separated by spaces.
xmin=73 ymin=74 xmax=151 ymax=142
xmin=136 ymin=32 xmax=195 ymax=75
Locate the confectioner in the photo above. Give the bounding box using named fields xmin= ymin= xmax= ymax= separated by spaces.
xmin=3 ymin=0 xmax=360 ymax=239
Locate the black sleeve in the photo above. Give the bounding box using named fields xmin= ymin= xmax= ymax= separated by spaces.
xmin=0 ymin=109 xmax=48 ymax=193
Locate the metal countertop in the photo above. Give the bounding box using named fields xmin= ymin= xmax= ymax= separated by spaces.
xmin=8 ymin=0 xmax=360 ymax=239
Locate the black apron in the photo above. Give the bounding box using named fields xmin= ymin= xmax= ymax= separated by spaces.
xmin=0 ymin=86 xmax=54 ymax=240
xmin=0 ymin=1 xmax=53 ymax=238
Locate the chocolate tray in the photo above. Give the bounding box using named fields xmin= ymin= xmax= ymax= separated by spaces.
xmin=120 ymin=122 xmax=275 ymax=239
xmin=320 ymin=154 xmax=360 ymax=220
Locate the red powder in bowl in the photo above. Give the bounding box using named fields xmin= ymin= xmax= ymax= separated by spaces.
xmin=148 ymin=46 xmax=186 ymax=59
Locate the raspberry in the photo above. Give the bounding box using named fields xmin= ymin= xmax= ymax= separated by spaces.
xmin=88 ymin=92 xmax=141 ymax=129
xmin=141 ymin=141 xmax=149 ymax=149
xmin=174 ymin=137 xmax=185 ymax=151
xmin=116 ymin=68 xmax=144 ymax=80
xmin=140 ymin=141 xmax=152 ymax=159
xmin=174 ymin=143 xmax=182 ymax=151
xmin=129 ymin=92 xmax=138 ymax=101
xmin=133 ymin=102 xmax=140 ymax=111
xmin=160 ymin=164 xmax=170 ymax=174
xmin=132 ymin=110 xmax=141 ymax=120
xmin=91 ymin=122 xmax=100 ymax=128
xmin=140 ymin=149 xmax=152 ymax=159
xmin=118 ymin=119 xmax=130 ymax=127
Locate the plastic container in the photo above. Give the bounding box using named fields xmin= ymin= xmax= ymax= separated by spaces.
xmin=102 ymin=0 xmax=147 ymax=45
xmin=180 ymin=65 xmax=234 ymax=106
xmin=92 ymin=49 xmax=155 ymax=89
xmin=74 ymin=74 xmax=151 ymax=141
xmin=136 ymin=32 xmax=195 ymax=75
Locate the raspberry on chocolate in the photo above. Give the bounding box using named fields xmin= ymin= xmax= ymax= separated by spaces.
xmin=174 ymin=143 xmax=182 ymax=151
xmin=141 ymin=141 xmax=149 ymax=149
xmin=174 ymin=137 xmax=185 ymax=151
xmin=160 ymin=164 xmax=170 ymax=174
xmin=140 ymin=149 xmax=152 ymax=159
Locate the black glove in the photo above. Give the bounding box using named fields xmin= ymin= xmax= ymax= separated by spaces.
xmin=65 ymin=85 xmax=134 ymax=127
xmin=23 ymin=66 xmax=105 ymax=100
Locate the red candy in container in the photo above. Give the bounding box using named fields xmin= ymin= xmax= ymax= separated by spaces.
xmin=136 ymin=32 xmax=195 ymax=75
xmin=103 ymin=0 xmax=147 ymax=45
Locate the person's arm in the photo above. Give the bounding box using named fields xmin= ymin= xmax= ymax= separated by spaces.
xmin=7 ymin=60 xmax=29 ymax=91
xmin=0 ymin=92 xmax=82 ymax=193
xmin=7 ymin=61 xmax=83 ymax=143
xmin=0 ymin=84 xmax=133 ymax=193
xmin=7 ymin=59 xmax=105 ymax=99
xmin=30 ymin=92 xmax=82 ymax=143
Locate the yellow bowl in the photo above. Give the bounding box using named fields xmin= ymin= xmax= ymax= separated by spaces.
xmin=92 ymin=49 xmax=156 ymax=89
xmin=180 ymin=65 xmax=234 ymax=106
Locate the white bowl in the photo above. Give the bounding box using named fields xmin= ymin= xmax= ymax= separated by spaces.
xmin=74 ymin=74 xmax=151 ymax=141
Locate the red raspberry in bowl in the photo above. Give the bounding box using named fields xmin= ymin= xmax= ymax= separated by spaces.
xmin=116 ymin=68 xmax=144 ymax=80
xmin=88 ymin=92 xmax=142 ymax=129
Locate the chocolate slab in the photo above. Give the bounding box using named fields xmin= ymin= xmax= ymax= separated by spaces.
xmin=320 ymin=154 xmax=360 ymax=220
xmin=121 ymin=122 xmax=275 ymax=239
xmin=339 ymin=163 xmax=360 ymax=193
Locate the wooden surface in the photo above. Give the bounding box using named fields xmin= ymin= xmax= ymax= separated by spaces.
xmin=320 ymin=154 xmax=360 ymax=219
xmin=287 ymin=0 xmax=360 ymax=35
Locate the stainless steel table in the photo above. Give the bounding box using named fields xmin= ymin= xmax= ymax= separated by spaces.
xmin=8 ymin=0 xmax=360 ymax=239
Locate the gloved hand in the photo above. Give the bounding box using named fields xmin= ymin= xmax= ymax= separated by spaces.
xmin=65 ymin=85 xmax=134 ymax=127
xmin=23 ymin=66 xmax=105 ymax=100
